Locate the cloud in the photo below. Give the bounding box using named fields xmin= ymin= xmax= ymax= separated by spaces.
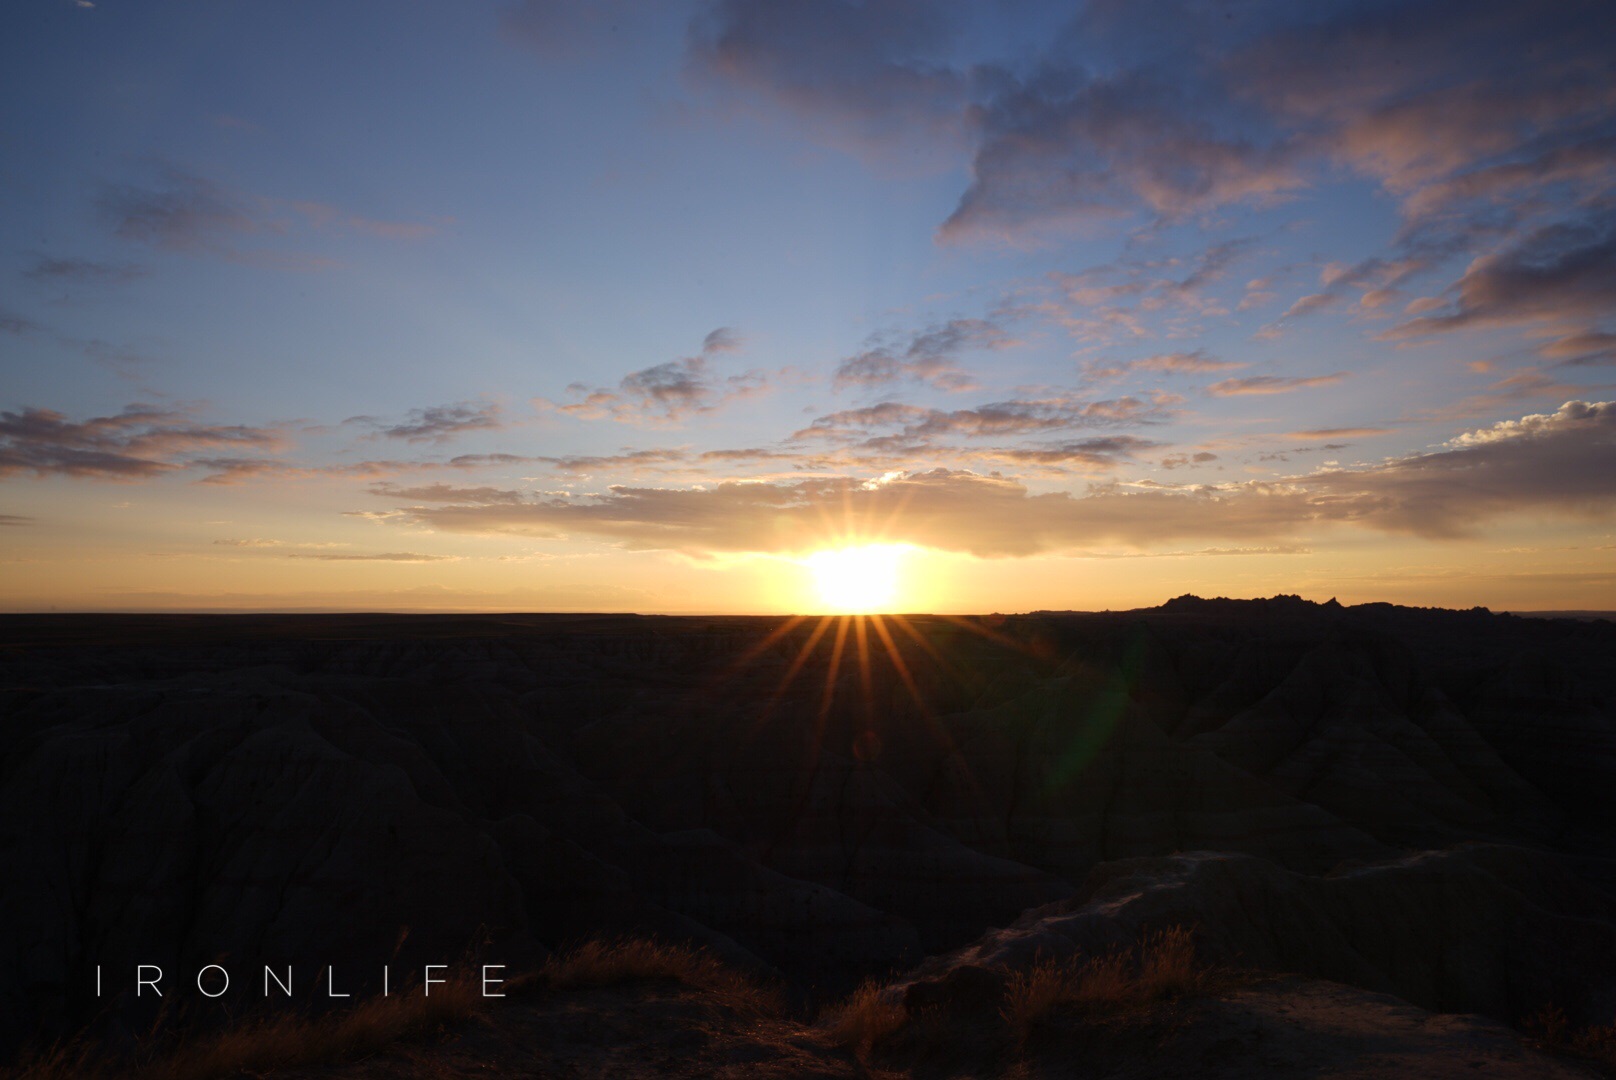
xmin=1043 ymin=241 xmax=1263 ymax=345
xmin=793 ymin=393 xmax=1171 ymax=445
xmin=22 ymin=256 xmax=149 ymax=285
xmin=1541 ymin=331 xmax=1616 ymax=365
xmin=1278 ymin=292 xmax=1338 ymax=319
xmin=99 ymin=169 xmax=261 ymax=252
xmin=98 ymin=165 xmax=442 ymax=261
xmin=287 ymin=201 xmax=445 ymax=240
xmin=1205 ymin=373 xmax=1345 ymax=397
xmin=687 ymin=0 xmax=970 ymax=164
xmin=978 ymin=435 xmax=1161 ymax=469
xmin=0 ymin=514 xmax=33 ymax=526
xmin=1284 ymin=427 xmax=1392 ymax=440
xmin=1238 ymin=0 xmax=1616 ymax=206
xmin=1 ymin=312 xmax=41 ymax=335
xmin=538 ymin=448 xmax=687 ymax=473
xmin=366 ymin=484 xmax=528 ymax=504
xmin=369 ymin=401 xmax=1616 ymax=555
xmin=548 ymin=329 xmax=767 ymax=424
xmin=832 ymin=318 xmax=1011 ymax=392
xmin=940 ymin=67 xmax=1303 ymax=242
xmin=0 ymin=404 xmax=285 ymax=480
xmin=352 ymin=401 xmax=505 ymax=444
xmin=688 ymin=0 xmax=1616 ymax=256
xmin=1092 ymin=350 xmax=1245 ymax=379
xmin=284 ymin=551 xmax=452 ymax=562
xmin=1389 ymin=216 xmax=1616 ymax=338
xmin=701 ymin=326 xmax=743 ymax=353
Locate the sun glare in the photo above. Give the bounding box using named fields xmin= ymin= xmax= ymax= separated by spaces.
xmin=806 ymin=544 xmax=907 ymax=613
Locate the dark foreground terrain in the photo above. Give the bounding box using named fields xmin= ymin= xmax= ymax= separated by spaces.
xmin=2 ymin=597 xmax=1614 ymax=1076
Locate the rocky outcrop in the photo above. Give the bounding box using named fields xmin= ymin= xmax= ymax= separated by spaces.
xmin=903 ymin=844 xmax=1616 ymax=1027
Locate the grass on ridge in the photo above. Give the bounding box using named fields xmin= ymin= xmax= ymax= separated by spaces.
xmin=528 ymin=936 xmax=784 ymax=1018
xmin=5 ymin=937 xmax=779 ymax=1080
xmin=1001 ymin=926 xmax=1204 ymax=1045
xmin=4 ymin=976 xmax=481 ymax=1080
xmin=821 ymin=925 xmax=1209 ymax=1057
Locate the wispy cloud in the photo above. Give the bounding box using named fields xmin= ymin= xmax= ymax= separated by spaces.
xmin=1090 ymin=349 xmax=1245 ymax=379
xmin=348 ymin=400 xmax=505 ymax=444
xmin=284 ymin=551 xmax=452 ymax=562
xmin=1 ymin=311 xmax=41 ymax=335
xmin=98 ymin=164 xmax=442 ymax=263
xmin=1206 ymin=373 xmax=1345 ymax=397
xmin=546 ymin=328 xmax=768 ymax=424
xmin=793 ymin=392 xmax=1171 ymax=447
xmin=22 ymin=256 xmax=149 ymax=285
xmin=833 ymin=317 xmax=1011 ymax=392
xmin=1389 ymin=217 xmax=1616 ymax=340
xmin=0 ymin=404 xmax=285 ymax=480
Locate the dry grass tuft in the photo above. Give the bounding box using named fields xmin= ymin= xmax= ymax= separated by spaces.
xmin=1525 ymin=1004 xmax=1616 ymax=1069
xmin=1000 ymin=959 xmax=1074 ymax=1046
xmin=1002 ymin=926 xmax=1205 ymax=1045
xmin=820 ymin=978 xmax=907 ymax=1053
xmin=535 ymin=937 xmax=782 ymax=1018
xmin=3 ymin=978 xmax=481 ymax=1080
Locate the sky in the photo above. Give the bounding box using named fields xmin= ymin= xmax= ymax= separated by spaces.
xmin=2 ymin=0 xmax=1614 ymax=614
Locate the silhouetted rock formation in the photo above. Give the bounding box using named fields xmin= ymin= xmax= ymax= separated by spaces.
xmin=0 ymin=599 xmax=1612 ymax=1054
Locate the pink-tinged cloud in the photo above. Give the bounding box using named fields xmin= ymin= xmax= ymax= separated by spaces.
xmin=1206 ymin=374 xmax=1345 ymax=397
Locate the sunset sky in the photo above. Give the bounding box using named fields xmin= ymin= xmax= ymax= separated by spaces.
xmin=2 ymin=0 xmax=1614 ymax=614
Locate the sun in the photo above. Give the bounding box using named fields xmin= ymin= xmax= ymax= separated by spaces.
xmin=805 ymin=544 xmax=907 ymax=614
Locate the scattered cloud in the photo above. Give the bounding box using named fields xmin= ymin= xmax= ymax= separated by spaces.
xmin=1205 ymin=373 xmax=1346 ymax=397
xmin=1090 ymin=349 xmax=1245 ymax=379
xmin=22 ymin=256 xmax=149 ymax=285
xmin=367 ymin=483 xmax=528 ymax=504
xmin=98 ymin=164 xmax=442 ymax=262
xmin=350 ymin=400 xmax=505 ymax=444
xmin=371 ymin=400 xmax=1616 ymax=555
xmin=833 ymin=318 xmax=1011 ymax=392
xmin=793 ymin=392 xmax=1171 ymax=446
xmin=538 ymin=448 xmax=687 ymax=473
xmin=1389 ymin=216 xmax=1616 ymax=340
xmin=99 ymin=168 xmax=262 ymax=253
xmin=1541 ymin=330 xmax=1616 ymax=366
xmin=547 ymin=328 xmax=768 ymax=424
xmin=0 ymin=404 xmax=285 ymax=480
xmin=284 ymin=551 xmax=452 ymax=562
xmin=1284 ymin=427 xmax=1392 ymax=440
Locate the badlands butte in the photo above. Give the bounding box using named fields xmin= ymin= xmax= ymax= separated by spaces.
xmin=2 ymin=596 xmax=1615 ymax=1076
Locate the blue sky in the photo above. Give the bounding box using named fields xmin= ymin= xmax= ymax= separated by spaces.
xmin=2 ymin=0 xmax=1614 ymax=612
